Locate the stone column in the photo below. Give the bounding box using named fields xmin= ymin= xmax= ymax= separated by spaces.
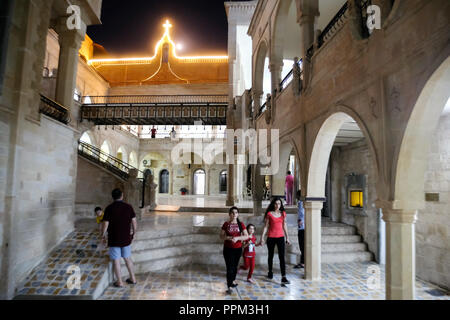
xmin=269 ymin=62 xmax=282 ymax=122
xmin=55 ymin=18 xmax=86 ymax=126
xmin=169 ymin=165 xmax=174 ymax=195
xmin=252 ymin=164 xmax=264 ymax=216
xmin=304 ymin=200 xmax=323 ymax=280
xmin=146 ymin=173 xmax=158 ymax=212
xmin=226 ymin=164 xmax=234 ymax=206
xmin=206 ymin=166 xmax=210 ymax=196
xmin=382 ymin=208 xmax=417 ymax=300
xmin=298 ymin=7 xmax=318 ymax=89
xmin=269 ymin=61 xmax=283 ymax=95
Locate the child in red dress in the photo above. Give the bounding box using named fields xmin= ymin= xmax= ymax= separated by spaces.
xmin=239 ymin=224 xmax=260 ymax=284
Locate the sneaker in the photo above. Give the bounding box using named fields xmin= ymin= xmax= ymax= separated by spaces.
xmin=247 ymin=278 xmax=255 ymax=284
xmin=230 ymin=283 xmax=238 ymax=288
xmin=281 ymin=277 xmax=290 ymax=284
xmin=267 ymin=272 xmax=273 ymax=279
xmin=226 ymin=288 xmax=233 ymax=294
xmin=293 ymin=264 xmax=301 ymax=269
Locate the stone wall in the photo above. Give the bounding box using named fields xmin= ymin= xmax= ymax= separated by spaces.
xmin=416 ymin=113 xmax=450 ymax=290
xmin=75 ymin=156 xmax=125 ymax=219
xmin=13 ymin=115 xmax=79 ymax=289
xmin=330 ymin=140 xmax=379 ymax=262
xmin=0 ymin=109 xmax=11 ymax=292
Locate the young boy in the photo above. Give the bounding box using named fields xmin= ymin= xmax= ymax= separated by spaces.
xmin=95 ymin=206 xmax=104 ymax=233
xmin=239 ymin=224 xmax=260 ymax=283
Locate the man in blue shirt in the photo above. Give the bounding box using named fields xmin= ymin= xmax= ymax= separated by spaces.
xmin=294 ymin=190 xmax=305 ymax=269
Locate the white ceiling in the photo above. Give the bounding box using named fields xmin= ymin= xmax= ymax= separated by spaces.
xmin=333 ymin=119 xmax=365 ymax=147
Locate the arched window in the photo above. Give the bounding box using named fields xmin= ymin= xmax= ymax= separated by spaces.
xmin=159 ymin=169 xmax=169 ymax=193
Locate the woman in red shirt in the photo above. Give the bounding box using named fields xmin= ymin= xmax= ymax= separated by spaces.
xmin=220 ymin=206 xmax=249 ymax=294
xmin=259 ymin=197 xmax=291 ymax=284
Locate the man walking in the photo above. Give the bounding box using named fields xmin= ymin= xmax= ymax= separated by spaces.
xmin=294 ymin=190 xmax=305 ymax=269
xmin=101 ymin=188 xmax=138 ymax=287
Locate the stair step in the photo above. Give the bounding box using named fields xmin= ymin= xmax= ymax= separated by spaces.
xmin=322 ymin=251 xmax=373 ymax=263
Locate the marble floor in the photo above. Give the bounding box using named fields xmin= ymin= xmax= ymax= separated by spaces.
xmin=99 ymin=262 xmax=450 ymax=300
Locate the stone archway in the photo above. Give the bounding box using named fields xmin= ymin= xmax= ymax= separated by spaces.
xmin=386 ymin=56 xmax=450 ymax=300
xmin=305 ymin=109 xmax=379 ymax=281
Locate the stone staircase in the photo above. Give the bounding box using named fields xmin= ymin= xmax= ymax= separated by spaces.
xmin=119 ymin=218 xmax=373 ymax=275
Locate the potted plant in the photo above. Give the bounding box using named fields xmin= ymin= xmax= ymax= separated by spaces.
xmin=180 ymin=187 xmax=188 ymax=195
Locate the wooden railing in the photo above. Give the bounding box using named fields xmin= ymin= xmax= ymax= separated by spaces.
xmin=39 ymin=94 xmax=70 ymax=124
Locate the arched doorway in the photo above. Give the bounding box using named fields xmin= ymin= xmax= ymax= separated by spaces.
xmin=306 ymin=111 xmax=379 ymax=282
xmin=393 ymin=56 xmax=450 ymax=298
xmin=159 ymin=169 xmax=169 ymax=194
xmin=193 ymin=169 xmax=206 ymax=195
xmin=219 ymin=170 xmax=227 ymax=193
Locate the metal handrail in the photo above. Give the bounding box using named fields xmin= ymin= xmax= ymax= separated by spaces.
xmin=318 ymin=2 xmax=349 ymax=48
xmin=82 ymin=95 xmax=228 ymax=105
xmin=279 ymin=59 xmax=303 ymax=91
xmin=78 ymin=141 xmax=143 ymax=179
xmin=258 ymin=102 xmax=267 ymax=117
xmin=39 ymin=94 xmax=70 ymax=124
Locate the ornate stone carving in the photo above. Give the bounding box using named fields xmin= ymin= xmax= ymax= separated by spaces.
xmin=370 ymin=97 xmax=378 ymax=118
xmin=292 ymin=57 xmax=302 ymax=96
xmin=391 ymin=87 xmax=401 ymax=112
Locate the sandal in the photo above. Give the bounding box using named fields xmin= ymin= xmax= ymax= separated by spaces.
xmin=113 ymin=281 xmax=124 ymax=288
xmin=126 ymin=278 xmax=137 ymax=285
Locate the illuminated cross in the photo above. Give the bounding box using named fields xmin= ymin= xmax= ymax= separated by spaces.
xmin=163 ymin=20 xmax=172 ymax=35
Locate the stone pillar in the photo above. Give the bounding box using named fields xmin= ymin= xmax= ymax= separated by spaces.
xmin=382 ymin=208 xmax=417 ymax=300
xmin=125 ymin=169 xmax=143 ymax=220
xmin=146 ymin=173 xmax=158 ymax=211
xmin=269 ymin=61 xmax=283 ymax=95
xmin=269 ymin=62 xmax=282 ymax=122
xmin=226 ymin=164 xmax=234 ymax=206
xmin=169 ymin=165 xmax=173 ymax=195
xmin=252 ymin=164 xmax=264 ymax=216
xmin=298 ymin=8 xmax=318 ymax=89
xmin=206 ymin=166 xmax=210 ymax=196
xmin=55 ymin=18 xmax=86 ymax=126
xmin=304 ymin=200 xmax=323 ymax=280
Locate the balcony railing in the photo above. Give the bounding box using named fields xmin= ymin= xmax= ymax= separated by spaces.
xmin=258 ymin=102 xmax=267 ymax=117
xmin=318 ymin=2 xmax=349 ymax=48
xmin=82 ymin=95 xmax=228 ymax=105
xmin=39 ymin=94 xmax=70 ymax=125
xmin=279 ymin=59 xmax=303 ymax=92
xmin=78 ymin=141 xmax=142 ymax=180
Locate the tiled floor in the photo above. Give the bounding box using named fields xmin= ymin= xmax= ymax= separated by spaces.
xmin=99 ymin=262 xmax=450 ymax=300
xmin=15 ymin=229 xmax=109 ymax=298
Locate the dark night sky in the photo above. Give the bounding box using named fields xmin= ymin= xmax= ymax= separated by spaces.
xmin=87 ymin=0 xmax=251 ymax=57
